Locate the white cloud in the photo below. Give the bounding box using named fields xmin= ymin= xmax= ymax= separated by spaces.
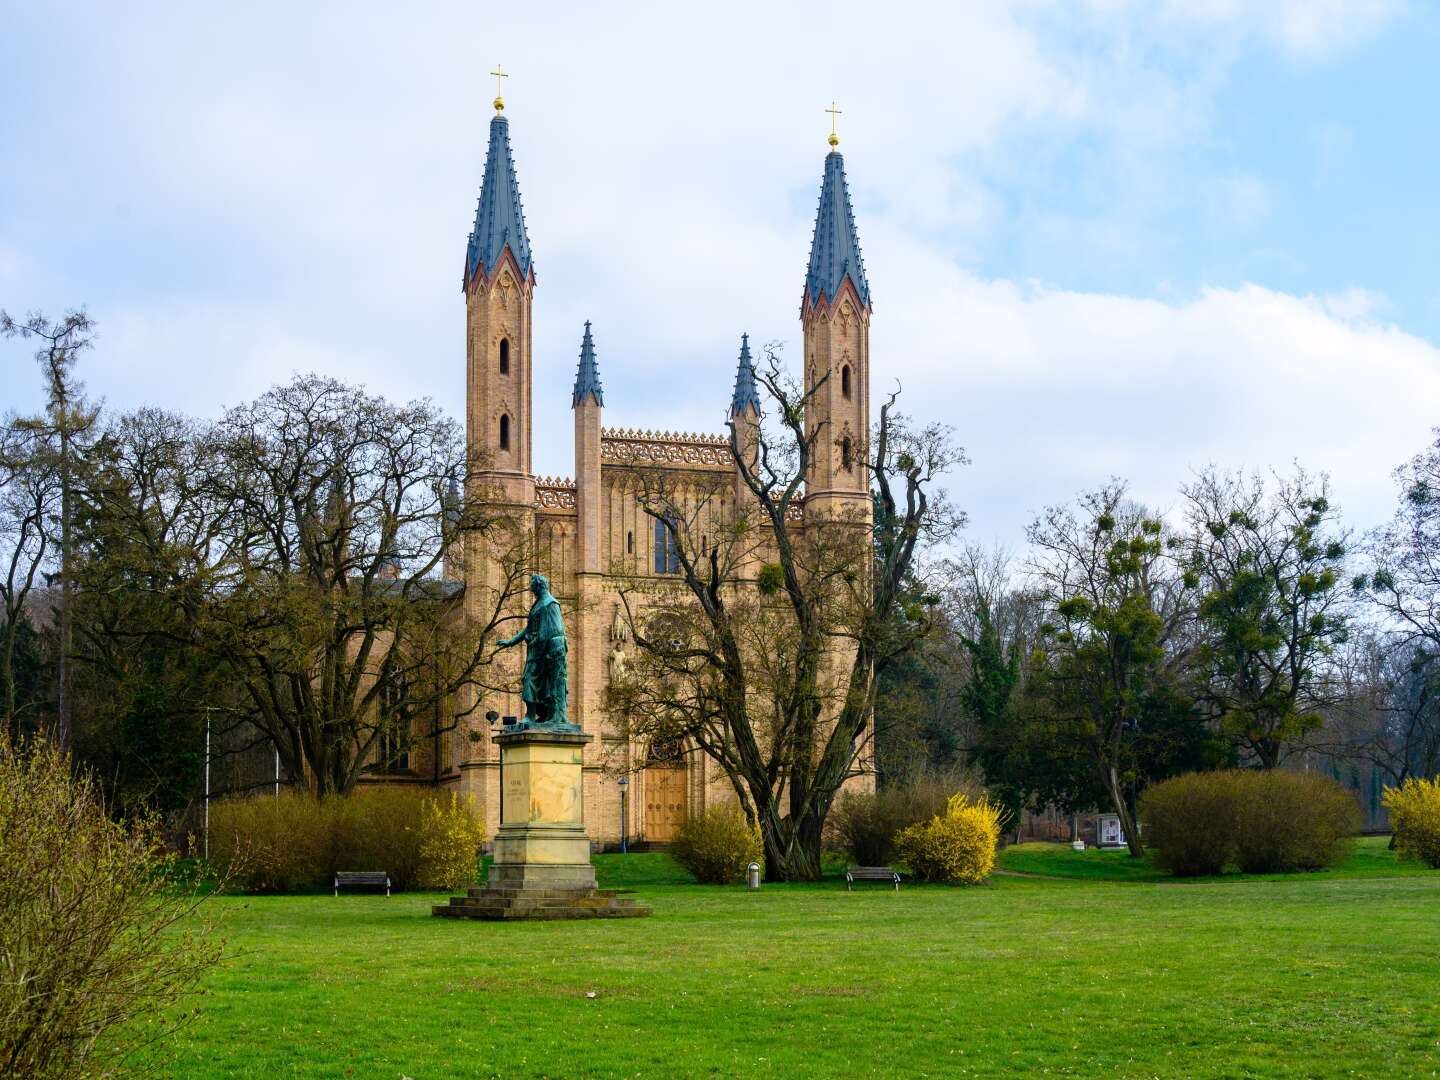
xmin=0 ymin=0 xmax=1429 ymax=555
xmin=1320 ymin=288 xmax=1389 ymax=322
xmin=872 ymin=252 xmax=1440 ymax=542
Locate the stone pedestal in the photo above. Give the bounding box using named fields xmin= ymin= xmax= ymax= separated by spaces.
xmin=433 ymin=725 xmax=650 ymax=921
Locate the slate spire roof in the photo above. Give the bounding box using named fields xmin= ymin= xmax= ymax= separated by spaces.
xmin=729 ymin=333 xmax=761 ymax=419
xmin=803 ymin=150 xmax=870 ymax=312
xmin=464 ymin=113 xmax=533 ymax=286
xmin=572 ymin=321 xmax=603 ymax=408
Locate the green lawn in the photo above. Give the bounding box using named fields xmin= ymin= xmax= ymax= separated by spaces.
xmin=175 ymin=845 xmax=1440 ymax=1078
xmin=998 ymin=834 xmax=1438 ymax=883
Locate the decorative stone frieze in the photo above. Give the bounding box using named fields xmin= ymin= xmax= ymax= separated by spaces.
xmin=601 ymin=428 xmax=733 ymax=469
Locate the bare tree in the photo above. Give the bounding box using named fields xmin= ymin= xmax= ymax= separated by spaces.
xmin=1 ymin=309 xmax=100 ymax=746
xmin=79 ymin=376 xmax=528 ymax=796
xmin=1319 ymin=632 xmax=1440 ymax=788
xmin=1362 ymin=429 xmax=1440 ymax=656
xmin=609 ymin=347 xmax=964 ymax=879
xmin=0 ymin=416 xmax=59 ymax=740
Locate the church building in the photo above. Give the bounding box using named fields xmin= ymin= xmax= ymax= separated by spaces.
xmin=439 ymin=87 xmax=875 ymax=846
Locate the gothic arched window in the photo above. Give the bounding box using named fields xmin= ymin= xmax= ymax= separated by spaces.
xmin=841 ymin=364 xmax=852 ymax=400
xmin=841 ymin=436 xmax=853 ymax=473
xmin=654 ymin=517 xmax=679 ymax=575
xmin=499 ymin=338 xmax=510 ymax=375
xmin=499 ymin=414 xmax=511 ymax=452
xmin=376 ymin=671 xmax=410 ymax=772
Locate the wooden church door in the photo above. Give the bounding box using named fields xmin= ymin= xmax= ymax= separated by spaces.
xmin=643 ymin=765 xmax=687 ymax=843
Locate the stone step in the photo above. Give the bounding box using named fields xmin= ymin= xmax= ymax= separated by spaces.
xmin=433 ymin=892 xmax=653 ymax=921
xmin=455 ymin=896 xmax=601 ymax=910
xmin=441 ymin=882 xmax=650 ymax=909
xmin=436 ymin=904 xmax=650 ymax=921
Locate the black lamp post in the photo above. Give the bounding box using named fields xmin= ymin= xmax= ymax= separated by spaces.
xmin=618 ymin=775 xmax=629 ymax=854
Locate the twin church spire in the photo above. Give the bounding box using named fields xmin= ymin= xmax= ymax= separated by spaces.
xmin=464 ymin=110 xmax=533 ymax=289
xmin=465 ymin=96 xmax=869 ymax=446
xmin=804 ymin=145 xmax=870 ymax=313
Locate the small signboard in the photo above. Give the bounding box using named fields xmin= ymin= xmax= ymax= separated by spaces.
xmin=1098 ymin=813 xmax=1127 ymax=849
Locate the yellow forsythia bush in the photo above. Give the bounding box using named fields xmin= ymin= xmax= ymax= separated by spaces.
xmin=670 ymin=805 xmax=764 ymax=884
xmin=894 ymin=793 xmax=1003 ymax=885
xmin=1383 ymin=777 xmax=1440 ymax=869
xmin=418 ymin=793 xmax=489 ymax=889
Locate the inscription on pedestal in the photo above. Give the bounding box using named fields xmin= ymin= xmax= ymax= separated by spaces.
xmin=499 ymin=741 xmax=586 ymax=826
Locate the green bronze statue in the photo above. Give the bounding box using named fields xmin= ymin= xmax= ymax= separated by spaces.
xmin=497 ymin=573 xmax=570 ymax=727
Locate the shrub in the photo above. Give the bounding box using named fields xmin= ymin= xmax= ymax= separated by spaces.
xmin=827 ymin=774 xmax=981 ymax=866
xmin=1231 ymin=770 xmax=1359 ymax=873
xmin=210 ymin=786 xmax=485 ymax=892
xmin=331 ymin=787 xmax=429 ymax=889
xmin=670 ymin=805 xmax=763 ymax=884
xmin=1141 ymin=771 xmax=1242 ymax=876
xmin=0 ymin=736 xmax=222 ymax=1078
xmin=894 ymin=793 xmax=1003 ymax=884
xmin=419 ymin=793 xmax=489 ymax=889
xmin=1142 ymin=769 xmax=1360 ymax=876
xmin=209 ymin=791 xmax=328 ymax=893
xmin=1383 ymin=776 xmax=1440 ymax=868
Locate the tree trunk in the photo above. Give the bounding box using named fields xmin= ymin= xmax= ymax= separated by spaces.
xmin=756 ymin=803 xmax=825 ymax=882
xmin=1104 ymin=763 xmax=1144 ymax=858
xmin=762 ymin=824 xmax=823 ymax=882
xmin=1 ymin=633 xmax=15 ymax=742
xmin=1254 ymin=739 xmax=1281 ymax=770
xmin=55 ymin=422 xmax=71 ymax=749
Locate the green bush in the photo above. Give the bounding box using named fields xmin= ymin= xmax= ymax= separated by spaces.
xmin=210 ymin=791 xmax=328 ymax=893
xmin=670 ymin=805 xmax=763 ymax=884
xmin=0 ymin=736 xmax=221 ymax=1078
xmin=827 ymin=775 xmax=977 ymax=866
xmin=1142 ymin=769 xmax=1360 ymax=877
xmin=1382 ymin=776 xmax=1440 ymax=868
xmin=210 ymin=786 xmax=484 ymax=892
xmin=893 ymin=793 xmax=1004 ymax=884
xmin=1141 ymin=771 xmax=1241 ymax=876
xmin=1231 ymin=770 xmax=1359 ymax=873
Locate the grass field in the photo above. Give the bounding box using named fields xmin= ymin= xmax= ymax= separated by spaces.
xmin=174 ymin=838 xmax=1440 ymax=1078
xmin=996 ymin=834 xmax=1440 ymax=883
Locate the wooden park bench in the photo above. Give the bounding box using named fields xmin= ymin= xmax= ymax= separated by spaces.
xmin=334 ymin=871 xmax=391 ymax=897
xmin=846 ymin=866 xmax=901 ymax=891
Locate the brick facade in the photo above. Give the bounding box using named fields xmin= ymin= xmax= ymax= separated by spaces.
xmin=375 ymin=110 xmax=879 ymax=844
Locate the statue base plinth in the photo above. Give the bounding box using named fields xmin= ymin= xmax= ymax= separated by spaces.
xmin=432 ymin=726 xmax=650 ymax=921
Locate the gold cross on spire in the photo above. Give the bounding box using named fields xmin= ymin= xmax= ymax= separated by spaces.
xmin=826 ymin=101 xmax=842 ymax=149
xmin=491 ymin=64 xmax=509 ymax=113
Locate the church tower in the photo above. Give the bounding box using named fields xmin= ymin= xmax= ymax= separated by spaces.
xmin=801 ymin=119 xmax=871 ymax=520
xmin=464 ymin=84 xmax=535 ymax=509
xmin=455 ymin=80 xmax=537 ymax=811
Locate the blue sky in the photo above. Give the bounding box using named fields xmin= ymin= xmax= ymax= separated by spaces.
xmin=3 ymin=1 xmax=1439 ymax=548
